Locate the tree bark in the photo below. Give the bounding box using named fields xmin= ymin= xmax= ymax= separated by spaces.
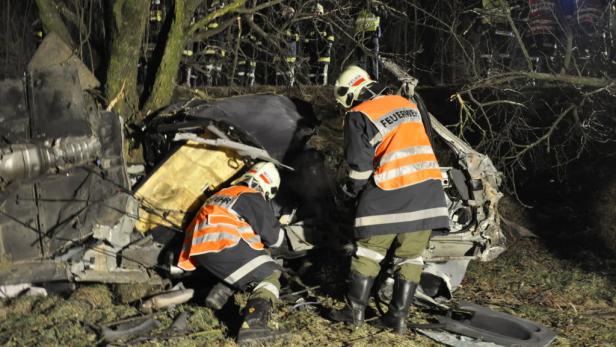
xmin=35 ymin=0 xmax=75 ymax=48
xmin=105 ymin=0 xmax=149 ymax=119
xmin=142 ymin=0 xmax=188 ymax=114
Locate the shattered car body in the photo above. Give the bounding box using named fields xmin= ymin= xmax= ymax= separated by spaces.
xmin=0 ymin=35 xmax=148 ymax=285
xmin=0 ymin=37 xmax=506 ymax=305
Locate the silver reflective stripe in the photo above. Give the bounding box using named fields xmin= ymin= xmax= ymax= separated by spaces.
xmin=270 ymin=229 xmax=285 ymax=248
xmin=397 ymin=256 xmax=424 ymax=266
xmin=253 ymin=281 xmax=280 ymax=299
xmin=374 ymin=161 xmax=440 ymax=183
xmin=379 ymin=146 xmax=434 ymax=165
xmin=349 ymin=169 xmax=373 ymax=180
xmin=238 ymin=226 xmax=254 ymax=234
xmin=192 ymin=231 xmax=240 ymax=246
xmin=356 ymin=246 xmax=385 ymax=262
xmin=355 ymin=207 xmax=449 ymax=227
xmin=224 ymin=255 xmax=275 ymax=284
xmin=369 ymin=132 xmax=383 ymax=146
xmin=196 ymin=220 xmax=243 ymax=233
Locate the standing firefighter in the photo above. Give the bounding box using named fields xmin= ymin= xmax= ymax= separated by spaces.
xmin=354 ymin=3 xmax=381 ymax=80
xmin=305 ymin=3 xmax=335 ymax=85
xmin=329 ymin=66 xmax=449 ymax=333
xmin=176 ymin=162 xmax=289 ymax=344
xmin=528 ymin=0 xmax=558 ymax=71
xmin=478 ymin=0 xmax=514 ymax=75
xmin=275 ymin=6 xmax=300 ymax=86
xmin=237 ymin=14 xmax=261 ymax=87
xmin=202 ymin=0 xmax=227 ymax=86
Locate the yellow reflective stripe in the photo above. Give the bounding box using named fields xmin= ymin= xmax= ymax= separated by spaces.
xmin=150 ymin=10 xmax=162 ymax=22
xmin=355 ymin=207 xmax=449 ymax=227
xmin=327 ymin=35 xmax=335 ymax=41
xmin=208 ymin=22 xmax=219 ymax=29
xmin=183 ymin=50 xmax=193 ymax=56
xmin=318 ymin=57 xmax=331 ymax=63
xmin=286 ymin=56 xmax=297 ymax=63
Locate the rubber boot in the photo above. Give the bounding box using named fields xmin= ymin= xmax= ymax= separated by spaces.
xmin=374 ymin=276 xmax=417 ymax=334
xmin=329 ymin=271 xmax=375 ymax=326
xmin=236 ymin=298 xmax=289 ymax=345
xmin=204 ymin=282 xmax=234 ymax=310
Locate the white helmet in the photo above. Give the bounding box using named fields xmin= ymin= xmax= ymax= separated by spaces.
xmin=314 ymin=3 xmax=324 ymax=15
xmin=334 ymin=65 xmax=375 ymax=109
xmin=282 ymin=6 xmax=295 ymax=18
xmin=234 ymin=162 xmax=280 ymax=200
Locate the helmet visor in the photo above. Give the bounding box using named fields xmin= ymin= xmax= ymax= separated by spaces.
xmin=335 ymin=86 xmax=349 ymax=97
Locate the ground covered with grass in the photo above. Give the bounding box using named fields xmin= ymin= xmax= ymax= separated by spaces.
xmin=1 ymin=233 xmax=614 ymax=346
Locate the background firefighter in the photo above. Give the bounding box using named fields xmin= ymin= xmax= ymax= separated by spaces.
xmin=528 ymin=0 xmax=558 ymax=71
xmin=329 ymin=66 xmax=450 ymax=334
xmin=274 ymin=6 xmax=300 ymax=86
xmin=175 ymin=162 xmax=289 ymax=344
xmin=237 ymin=14 xmax=261 ymax=87
xmin=304 ymin=3 xmax=335 ymax=85
xmin=353 ymin=2 xmax=382 ymax=80
xmin=478 ymin=0 xmax=515 ymax=76
xmin=202 ymin=0 xmax=227 ymax=86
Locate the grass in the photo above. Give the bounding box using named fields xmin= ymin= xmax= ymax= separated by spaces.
xmin=1 ymin=237 xmax=613 ymax=346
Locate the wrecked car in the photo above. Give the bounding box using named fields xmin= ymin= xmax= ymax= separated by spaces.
xmin=0 ymin=35 xmax=505 ymax=306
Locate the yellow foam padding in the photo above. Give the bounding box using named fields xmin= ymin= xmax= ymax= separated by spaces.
xmin=134 ymin=135 xmax=244 ymax=233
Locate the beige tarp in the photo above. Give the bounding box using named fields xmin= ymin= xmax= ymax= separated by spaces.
xmin=135 ymin=136 xmax=244 ymax=233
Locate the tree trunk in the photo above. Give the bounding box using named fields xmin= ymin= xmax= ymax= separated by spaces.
xmin=105 ymin=0 xmax=149 ymax=119
xmin=35 ymin=0 xmax=75 ymax=48
xmin=142 ymin=0 xmax=187 ymax=114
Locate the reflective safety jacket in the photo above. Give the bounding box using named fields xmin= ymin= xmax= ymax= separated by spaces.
xmin=177 ymin=185 xmax=283 ymax=271
xmin=305 ymin=19 xmax=335 ymax=61
xmin=350 ymin=95 xmax=442 ymax=190
xmin=344 ymin=95 xmax=450 ymax=238
xmin=355 ymin=9 xmax=380 ymax=33
xmin=576 ymin=0 xmax=607 ymax=34
xmin=528 ymin=0 xmax=557 ymax=36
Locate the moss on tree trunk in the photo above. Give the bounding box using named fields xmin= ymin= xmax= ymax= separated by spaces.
xmin=35 ymin=0 xmax=75 ymax=48
xmin=105 ymin=0 xmax=149 ymax=119
xmin=142 ymin=0 xmax=187 ymax=114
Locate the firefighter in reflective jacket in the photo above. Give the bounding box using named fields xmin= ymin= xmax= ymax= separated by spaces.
xmin=330 ymin=66 xmax=450 ymax=333
xmin=305 ymin=3 xmax=335 ymax=85
xmin=202 ymin=0 xmax=227 ymax=86
xmin=354 ymin=5 xmax=381 ymax=80
xmin=177 ymin=162 xmax=288 ymax=343
xmin=275 ymin=6 xmax=300 ymax=86
xmin=528 ymin=0 xmax=557 ymax=70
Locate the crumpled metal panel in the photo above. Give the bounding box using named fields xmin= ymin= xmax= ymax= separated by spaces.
xmin=0 ymin=65 xmax=132 ymax=270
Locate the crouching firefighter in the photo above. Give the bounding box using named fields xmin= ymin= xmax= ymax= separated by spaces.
xmin=176 ymin=162 xmax=289 ymax=344
xmin=329 ymin=66 xmax=450 ymax=333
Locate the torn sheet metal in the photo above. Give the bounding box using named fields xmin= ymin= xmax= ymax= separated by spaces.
xmin=417 ymin=329 xmax=501 ymax=347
